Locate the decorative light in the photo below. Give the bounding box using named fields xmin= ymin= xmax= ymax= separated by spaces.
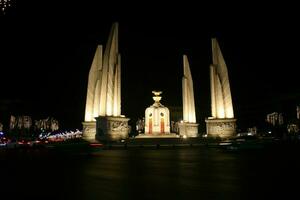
xmin=39 ymin=129 xmax=83 ymax=142
xmin=0 ymin=0 xmax=12 ymax=14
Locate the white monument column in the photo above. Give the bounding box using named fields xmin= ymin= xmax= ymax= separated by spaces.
xmin=84 ymin=45 xmax=103 ymax=122
xmin=83 ymin=22 xmax=130 ymax=142
xmin=178 ymin=55 xmax=198 ymax=137
xmin=205 ymin=38 xmax=236 ymax=138
xmin=210 ymin=65 xmax=216 ymax=118
xmin=82 ymin=45 xmax=103 ymax=142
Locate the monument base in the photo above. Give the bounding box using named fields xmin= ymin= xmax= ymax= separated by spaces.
xmin=82 ymin=121 xmax=97 ymax=142
xmin=135 ymin=133 xmax=179 ymax=138
xmin=95 ymin=116 xmax=130 ymax=142
xmin=205 ymin=118 xmax=237 ymax=138
xmin=178 ymin=122 xmax=199 ymax=137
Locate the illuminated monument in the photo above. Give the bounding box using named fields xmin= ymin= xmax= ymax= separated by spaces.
xmin=137 ymin=91 xmax=177 ymax=138
xmin=205 ymin=38 xmax=236 ymax=138
xmin=82 ymin=23 xmax=130 ymax=142
xmin=178 ymin=55 xmax=198 ymax=137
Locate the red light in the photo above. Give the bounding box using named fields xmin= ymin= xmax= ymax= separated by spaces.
xmin=89 ymin=143 xmax=103 ymax=147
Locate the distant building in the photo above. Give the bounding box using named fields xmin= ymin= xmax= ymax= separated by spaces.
xmin=34 ymin=117 xmax=59 ymax=132
xmin=266 ymin=112 xmax=284 ymax=126
xmin=9 ymin=115 xmax=16 ymax=130
xmin=286 ymin=106 xmax=300 ymax=135
xmin=247 ymin=126 xmax=257 ymax=135
xmin=23 ymin=116 xmax=32 ymax=129
xmin=10 ymin=115 xmax=33 ymax=130
xmin=287 ymin=123 xmax=299 ymax=134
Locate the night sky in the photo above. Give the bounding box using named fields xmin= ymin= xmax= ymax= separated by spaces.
xmin=0 ymin=1 xmax=299 ymax=131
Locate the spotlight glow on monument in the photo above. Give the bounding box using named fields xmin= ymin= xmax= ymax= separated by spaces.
xmin=205 ymin=38 xmax=237 ymax=138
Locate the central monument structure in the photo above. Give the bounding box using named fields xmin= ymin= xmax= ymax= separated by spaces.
xmin=205 ymin=38 xmax=236 ymax=138
xmin=137 ymin=91 xmax=177 ymax=138
xmin=82 ymin=23 xmax=130 ymax=142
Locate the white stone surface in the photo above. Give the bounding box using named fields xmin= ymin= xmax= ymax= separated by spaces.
xmin=182 ymin=55 xmax=196 ymax=123
xmin=205 ymin=118 xmax=236 ymax=138
xmin=145 ymin=91 xmax=170 ymax=134
xmin=103 ymin=23 xmax=119 ymax=116
xmin=135 ymin=133 xmax=179 ymax=138
xmin=210 ymin=65 xmax=216 ymax=118
xmin=178 ymin=122 xmax=198 ymax=137
xmin=180 ymin=55 xmax=199 ymax=137
xmin=210 ymin=38 xmax=234 ymax=119
xmin=95 ymin=116 xmax=130 ymax=141
xmin=83 ymin=23 xmax=124 ymax=142
xmin=84 ymin=22 xmax=121 ymax=122
xmin=207 ymin=38 xmax=236 ymax=138
xmin=84 ymin=45 xmax=103 ymax=121
xmin=82 ymin=121 xmax=97 ymax=142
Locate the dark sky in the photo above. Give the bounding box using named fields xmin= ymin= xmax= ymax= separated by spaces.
xmin=0 ymin=1 xmax=299 ymax=131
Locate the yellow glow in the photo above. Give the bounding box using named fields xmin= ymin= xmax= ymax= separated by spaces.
xmin=225 ymin=108 xmax=234 ymax=118
xmin=113 ymin=99 xmax=118 ymax=116
xmin=182 ymin=55 xmax=196 ymax=123
xmin=216 ymin=107 xmax=225 ymax=118
xmin=106 ymin=93 xmax=113 ymax=116
xmin=85 ymin=23 xmax=121 ymax=121
xmin=85 ymin=111 xmax=96 ymax=122
xmin=210 ymin=39 xmax=234 ymax=119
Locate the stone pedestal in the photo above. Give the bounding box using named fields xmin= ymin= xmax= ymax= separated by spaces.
xmin=135 ymin=133 xmax=179 ymax=138
xmin=82 ymin=121 xmax=97 ymax=142
xmin=205 ymin=118 xmax=237 ymax=138
xmin=95 ymin=116 xmax=130 ymax=142
xmin=178 ymin=122 xmax=199 ymax=137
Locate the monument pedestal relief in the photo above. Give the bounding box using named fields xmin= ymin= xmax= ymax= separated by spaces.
xmin=82 ymin=121 xmax=97 ymax=142
xmin=95 ymin=116 xmax=130 ymax=141
xmin=205 ymin=118 xmax=236 ymax=138
xmin=205 ymin=38 xmax=236 ymax=138
xmin=178 ymin=122 xmax=198 ymax=137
